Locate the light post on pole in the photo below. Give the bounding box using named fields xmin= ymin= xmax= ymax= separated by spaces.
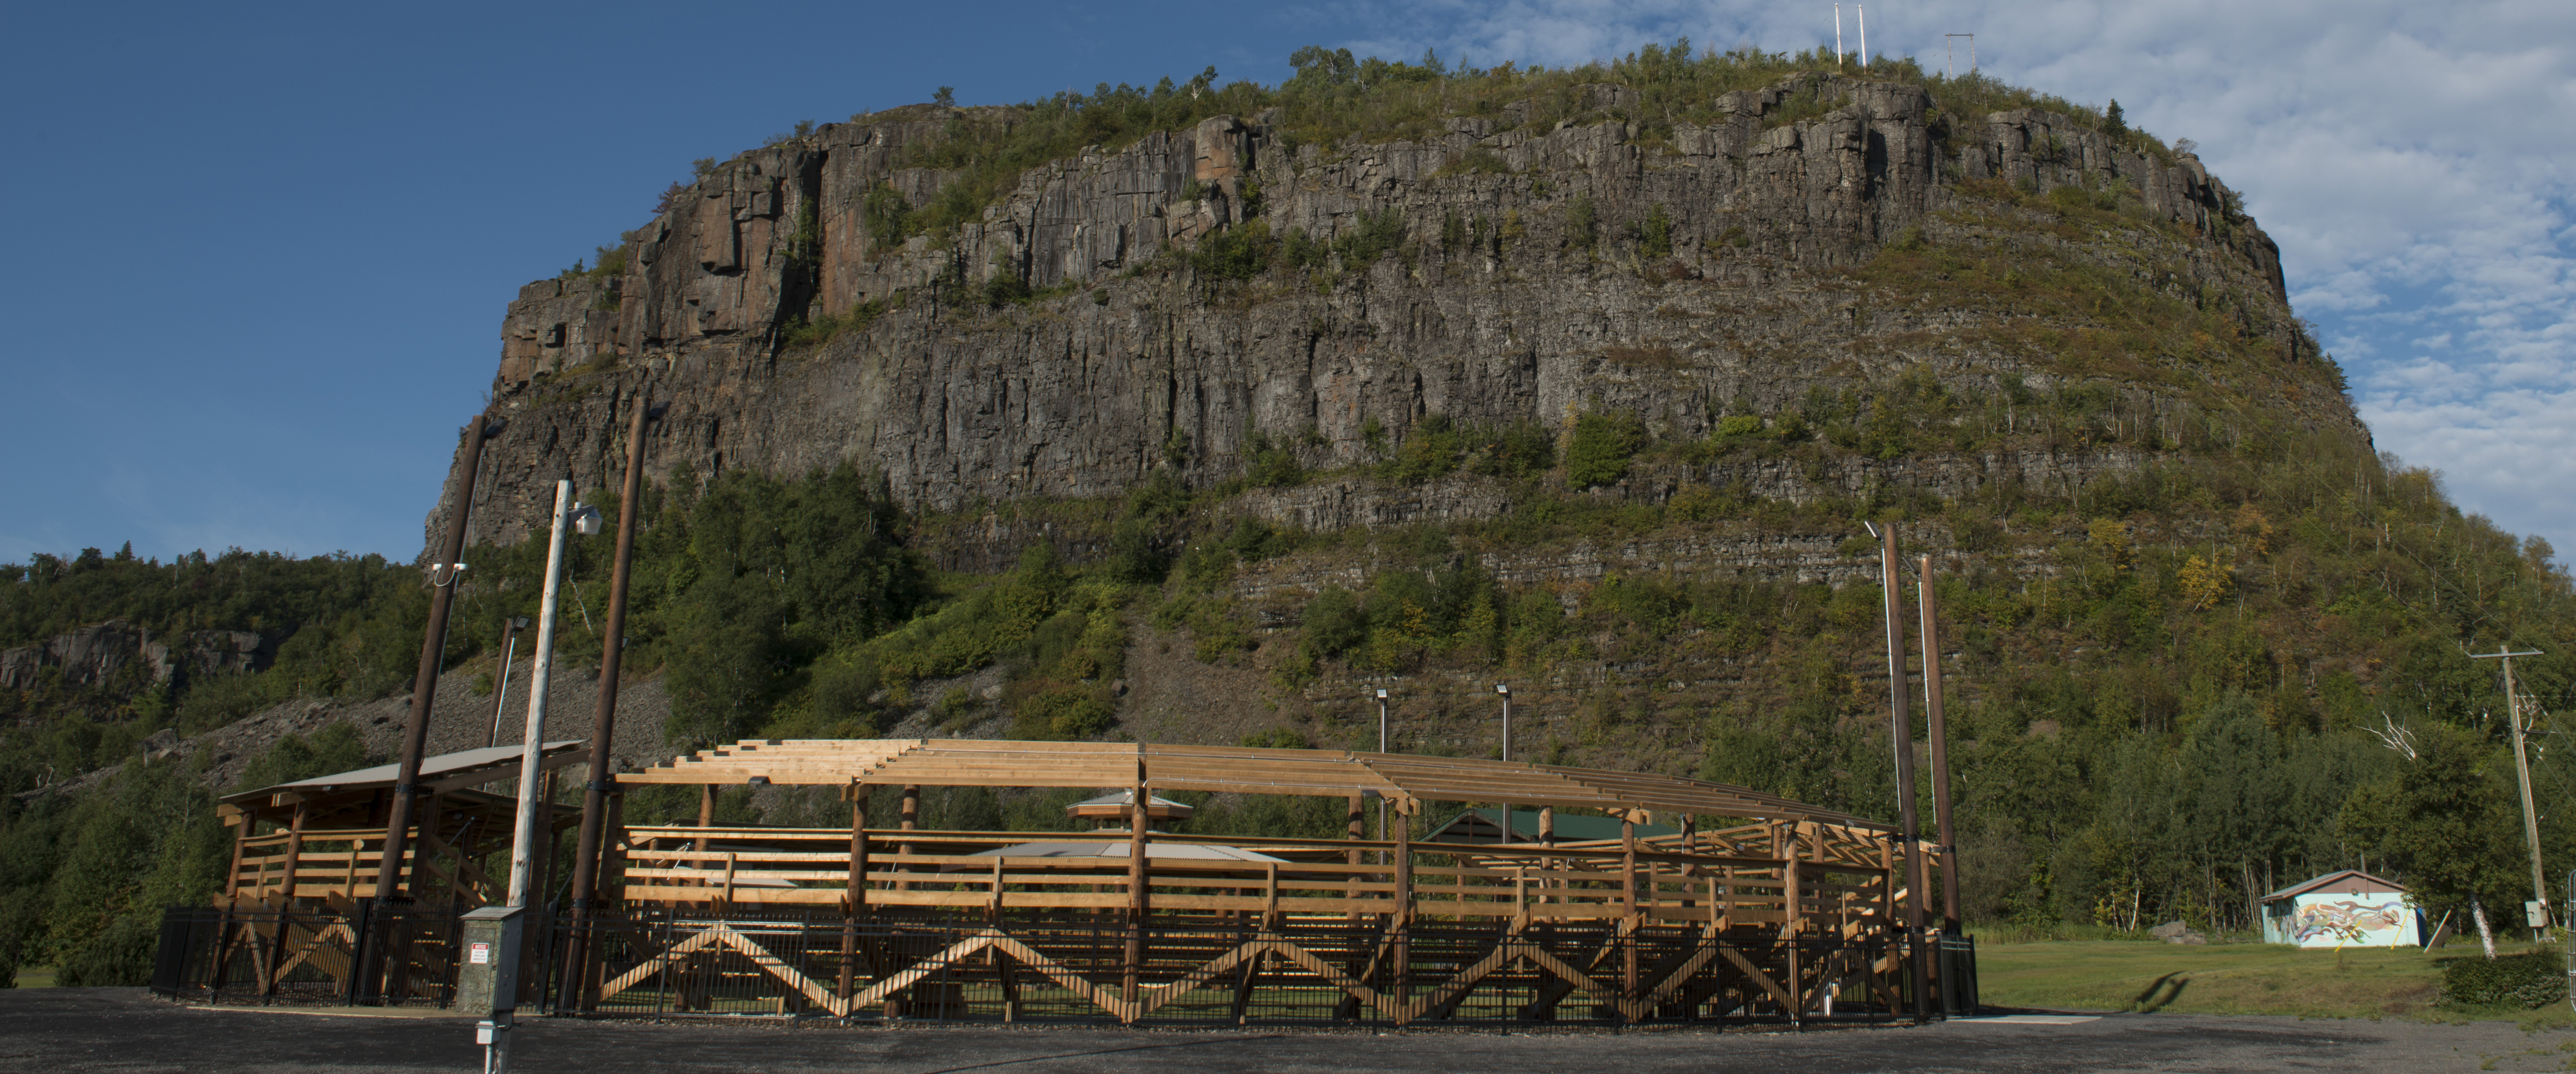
xmin=485 ymin=617 xmax=531 ymax=749
xmin=1376 ymin=688 xmax=1391 ymax=855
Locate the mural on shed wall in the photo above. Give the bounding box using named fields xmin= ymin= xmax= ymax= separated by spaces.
xmin=2294 ymin=898 xmax=2408 ymax=943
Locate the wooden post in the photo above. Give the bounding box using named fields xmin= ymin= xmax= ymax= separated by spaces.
xmin=1345 ymin=794 xmax=1364 ymax=920
xmin=261 ymin=803 xmax=309 ymax=997
xmin=1918 ymin=555 xmax=1961 ymax=934
xmin=1779 ymin=822 xmax=1801 ymax=1023
xmin=1392 ymin=804 xmax=1412 ymax=1005
xmin=1878 ymin=524 xmax=1930 ymax=1022
xmin=555 ymin=390 xmax=649 ymax=1017
xmin=1538 ymin=805 xmax=1556 ymax=913
xmin=897 ymin=785 xmax=919 ymax=893
xmin=210 ymin=805 xmax=260 ymax=995
xmin=405 ymin=794 xmax=443 ymax=897
xmin=838 ymin=783 xmax=868 ymax=1009
xmin=278 ymin=803 xmax=310 ymax=903
xmin=1124 ymin=781 xmax=1150 ymax=1003
xmin=584 ymin=791 xmax=624 ymax=1012
xmin=1679 ymin=814 xmax=1698 ymax=913
xmin=1622 ymin=816 xmax=1640 ymax=1003
xmin=695 ymin=783 xmax=716 ymax=853
xmin=223 ymin=806 xmax=256 ymax=899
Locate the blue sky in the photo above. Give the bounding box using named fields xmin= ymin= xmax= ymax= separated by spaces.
xmin=2 ymin=1 xmax=2568 ymax=565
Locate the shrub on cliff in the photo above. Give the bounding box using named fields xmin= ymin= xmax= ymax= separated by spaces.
xmin=1564 ymin=412 xmax=1647 ymax=488
xmin=1191 ymin=220 xmax=1276 ymax=280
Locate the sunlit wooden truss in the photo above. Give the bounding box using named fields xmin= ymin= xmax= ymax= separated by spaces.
xmin=587 ymin=739 xmax=1941 ymax=1024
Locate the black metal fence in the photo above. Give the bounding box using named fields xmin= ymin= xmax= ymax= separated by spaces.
xmin=154 ymin=904 xmax=1980 ymax=1026
xmin=1936 ymin=933 xmax=1980 ymax=1015
xmin=151 ymin=902 xmax=492 ymax=1008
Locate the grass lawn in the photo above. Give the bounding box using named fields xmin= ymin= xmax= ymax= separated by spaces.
xmin=12 ymin=966 xmax=56 ymax=987
xmin=1979 ymin=940 xmax=2574 ymax=1025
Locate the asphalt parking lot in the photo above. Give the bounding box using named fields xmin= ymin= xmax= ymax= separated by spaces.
xmin=3 ymin=989 xmax=2566 ymax=1072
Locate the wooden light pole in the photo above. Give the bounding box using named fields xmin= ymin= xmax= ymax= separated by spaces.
xmin=1919 ymin=555 xmax=1961 ymax=935
xmin=2473 ymin=645 xmax=2551 ymax=938
xmin=1874 ymin=523 xmax=1930 ymax=1021
xmin=374 ymin=414 xmax=500 ymax=905
xmin=358 ymin=413 xmax=497 ymax=1000
xmin=557 ymin=389 xmax=652 ymax=1012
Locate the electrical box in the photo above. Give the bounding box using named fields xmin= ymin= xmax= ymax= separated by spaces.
xmin=455 ymin=905 xmax=525 ymax=1019
xmin=2528 ymin=901 xmax=2552 ymax=929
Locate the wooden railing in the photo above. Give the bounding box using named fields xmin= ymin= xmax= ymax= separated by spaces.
xmin=609 ymin=824 xmax=1913 ymax=935
xmin=225 ymin=826 xmax=502 ymax=905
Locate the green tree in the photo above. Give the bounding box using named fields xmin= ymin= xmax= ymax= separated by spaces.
xmin=1302 ymin=586 xmax=1366 ymax=658
xmin=2340 ymin=721 xmax=2526 ymax=957
xmin=664 ymin=571 xmax=792 ymax=749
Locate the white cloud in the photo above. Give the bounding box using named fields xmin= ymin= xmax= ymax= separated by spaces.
xmin=1305 ymin=0 xmax=2576 ymax=557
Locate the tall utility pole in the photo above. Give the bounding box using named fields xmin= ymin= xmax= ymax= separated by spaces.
xmin=374 ymin=415 xmax=501 ymax=905
xmin=504 ymin=482 xmax=592 ymax=907
xmin=2473 ymin=645 xmax=2550 ymax=937
xmin=360 ymin=413 xmax=498 ymax=1002
xmin=559 ymin=390 xmax=654 ymax=1012
xmin=1918 ymin=556 xmax=1961 ymax=935
xmin=1872 ymin=523 xmax=1929 ymax=1020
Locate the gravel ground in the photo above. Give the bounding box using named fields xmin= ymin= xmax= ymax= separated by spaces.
xmin=5 ymin=989 xmax=2568 ymax=1072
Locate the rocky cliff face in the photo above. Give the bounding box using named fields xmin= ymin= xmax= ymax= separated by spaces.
xmin=0 ymin=621 xmax=273 ymax=692
xmin=434 ymin=72 xmax=2342 ymax=562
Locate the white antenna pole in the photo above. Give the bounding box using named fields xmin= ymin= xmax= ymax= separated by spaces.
xmin=1835 ymin=4 xmax=1844 ymax=65
xmin=1859 ymin=4 xmax=1868 ymax=68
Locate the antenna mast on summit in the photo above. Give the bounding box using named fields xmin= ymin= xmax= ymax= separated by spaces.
xmin=1858 ymin=4 xmax=1868 ymax=68
xmin=1835 ymin=5 xmax=1845 ymax=65
xmin=1946 ymin=34 xmax=1977 ymax=79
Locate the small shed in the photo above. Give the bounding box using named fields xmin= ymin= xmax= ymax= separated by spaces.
xmin=2259 ymin=869 xmax=2424 ymax=948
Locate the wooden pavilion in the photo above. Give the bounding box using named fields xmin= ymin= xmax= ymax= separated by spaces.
xmin=568 ymin=738 xmax=1945 ymax=1025
xmin=200 ymin=740 xmax=589 ymax=1001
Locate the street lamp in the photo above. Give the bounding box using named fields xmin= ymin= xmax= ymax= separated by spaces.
xmin=485 ymin=616 xmax=534 ymax=749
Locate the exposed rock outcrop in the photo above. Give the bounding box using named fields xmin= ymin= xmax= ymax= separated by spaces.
xmin=433 ymin=73 xmax=2336 ymax=563
xmin=0 ymin=620 xmax=274 ymax=691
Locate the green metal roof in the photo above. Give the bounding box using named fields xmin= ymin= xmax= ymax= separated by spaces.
xmin=1425 ymin=806 xmax=1677 ymax=844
